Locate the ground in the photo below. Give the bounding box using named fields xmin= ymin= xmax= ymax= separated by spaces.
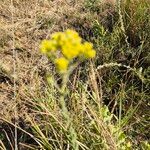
xmin=0 ymin=0 xmax=150 ymax=149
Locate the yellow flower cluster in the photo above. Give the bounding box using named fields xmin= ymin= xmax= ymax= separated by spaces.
xmin=54 ymin=57 xmax=69 ymax=73
xmin=40 ymin=29 xmax=96 ymax=73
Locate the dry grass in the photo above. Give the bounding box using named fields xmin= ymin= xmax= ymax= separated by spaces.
xmin=0 ymin=0 xmax=114 ymax=120
xmin=0 ymin=0 xmax=81 ymax=119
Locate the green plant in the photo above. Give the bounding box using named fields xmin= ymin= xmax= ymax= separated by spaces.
xmin=36 ymin=29 xmax=96 ymax=150
xmin=1 ymin=1 xmax=149 ymax=149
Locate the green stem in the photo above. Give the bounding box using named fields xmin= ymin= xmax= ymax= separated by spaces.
xmin=59 ymin=73 xmax=78 ymax=150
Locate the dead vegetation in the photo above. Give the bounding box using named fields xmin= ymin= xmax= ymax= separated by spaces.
xmin=0 ymin=0 xmax=114 ymax=120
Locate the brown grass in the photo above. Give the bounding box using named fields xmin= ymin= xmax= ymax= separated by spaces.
xmin=0 ymin=0 xmax=114 ymax=120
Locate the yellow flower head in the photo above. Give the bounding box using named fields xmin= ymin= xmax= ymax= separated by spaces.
xmin=80 ymin=42 xmax=96 ymax=58
xmin=65 ymin=29 xmax=82 ymax=44
xmin=55 ymin=57 xmax=69 ymax=73
xmin=85 ymin=49 xmax=96 ymax=58
xmin=62 ymin=43 xmax=80 ymax=59
xmin=83 ymin=42 xmax=93 ymax=50
xmin=51 ymin=32 xmax=67 ymax=46
xmin=40 ymin=40 xmax=57 ymax=54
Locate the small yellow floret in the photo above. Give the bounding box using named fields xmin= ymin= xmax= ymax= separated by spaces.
xmin=62 ymin=43 xmax=80 ymax=59
xmin=51 ymin=32 xmax=68 ymax=46
xmin=86 ymin=50 xmax=96 ymax=58
xmin=55 ymin=57 xmax=69 ymax=73
xmin=65 ymin=29 xmax=82 ymax=44
xmin=51 ymin=32 xmax=63 ymax=40
xmin=65 ymin=29 xmax=79 ymax=38
xmin=83 ymin=42 xmax=93 ymax=50
xmin=81 ymin=42 xmax=96 ymax=58
xmin=40 ymin=40 xmax=57 ymax=54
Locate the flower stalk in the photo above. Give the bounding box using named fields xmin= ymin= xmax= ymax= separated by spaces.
xmin=40 ymin=29 xmax=96 ymax=149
